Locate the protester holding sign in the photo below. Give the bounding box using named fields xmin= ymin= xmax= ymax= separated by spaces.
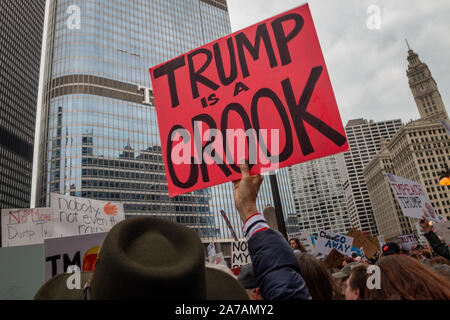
xmin=420 ymin=215 xmax=450 ymax=260
xmin=232 ymin=163 xmax=310 ymax=300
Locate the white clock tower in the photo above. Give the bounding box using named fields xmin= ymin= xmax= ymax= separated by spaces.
xmin=406 ymin=41 xmax=448 ymax=120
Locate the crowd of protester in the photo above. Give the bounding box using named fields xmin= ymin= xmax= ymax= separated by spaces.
xmin=35 ymin=163 xmax=450 ymax=300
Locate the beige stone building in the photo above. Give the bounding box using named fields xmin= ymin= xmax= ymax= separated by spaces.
xmin=364 ymin=47 xmax=450 ymax=242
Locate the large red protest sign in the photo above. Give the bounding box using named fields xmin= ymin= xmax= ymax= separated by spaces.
xmin=150 ymin=4 xmax=348 ymax=197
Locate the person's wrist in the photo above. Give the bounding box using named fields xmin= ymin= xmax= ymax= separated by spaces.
xmin=238 ymin=202 xmax=258 ymax=221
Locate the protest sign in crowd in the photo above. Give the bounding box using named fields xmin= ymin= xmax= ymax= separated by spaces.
xmin=1 ymin=4 xmax=449 ymax=301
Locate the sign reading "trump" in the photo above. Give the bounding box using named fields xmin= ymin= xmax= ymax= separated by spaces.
xmin=150 ymin=4 xmax=348 ymax=196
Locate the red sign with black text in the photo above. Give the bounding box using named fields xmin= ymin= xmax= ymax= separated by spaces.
xmin=150 ymin=4 xmax=348 ymax=196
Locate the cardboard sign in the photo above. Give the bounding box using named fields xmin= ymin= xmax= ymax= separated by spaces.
xmin=208 ymin=252 xmax=228 ymax=268
xmin=370 ymin=236 xmax=380 ymax=251
xmin=397 ymin=234 xmax=419 ymax=251
xmin=150 ymin=4 xmax=348 ymax=196
xmin=231 ymin=240 xmax=251 ymax=270
xmin=207 ymin=241 xmax=216 ymax=257
xmin=44 ymin=232 xmax=107 ymax=281
xmin=315 ymin=230 xmax=354 ymax=257
xmin=288 ymin=231 xmax=316 ymax=255
xmin=346 ymin=228 xmax=364 ymax=249
xmin=346 ymin=228 xmax=378 ymax=258
xmin=322 ymin=248 xmax=344 ymax=270
xmin=386 ymin=173 xmax=439 ymax=222
xmin=50 ymin=193 xmax=125 ymax=237
xmin=1 ymin=208 xmax=53 ymax=247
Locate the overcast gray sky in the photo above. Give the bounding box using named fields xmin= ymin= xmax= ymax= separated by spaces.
xmin=227 ymin=0 xmax=450 ymax=125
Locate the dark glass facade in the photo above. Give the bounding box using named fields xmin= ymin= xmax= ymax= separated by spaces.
xmin=33 ymin=0 xmax=298 ymax=241
xmin=0 ymin=1 xmax=45 ymax=210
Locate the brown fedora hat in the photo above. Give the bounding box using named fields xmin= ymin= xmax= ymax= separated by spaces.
xmin=34 ymin=217 xmax=248 ymax=300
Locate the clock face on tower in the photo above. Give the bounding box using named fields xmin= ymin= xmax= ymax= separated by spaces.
xmin=418 ymin=84 xmax=426 ymax=94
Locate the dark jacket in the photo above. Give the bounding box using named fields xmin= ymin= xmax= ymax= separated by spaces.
xmin=425 ymin=230 xmax=450 ymax=260
xmin=248 ymin=229 xmax=311 ymax=300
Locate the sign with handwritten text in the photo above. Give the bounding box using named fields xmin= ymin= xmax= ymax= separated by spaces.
xmin=1 ymin=208 xmax=53 ymax=247
xmin=50 ymin=193 xmax=125 ymax=237
xmin=315 ymin=230 xmax=354 ymax=257
xmin=386 ymin=173 xmax=440 ymax=222
xmin=150 ymin=3 xmax=348 ymax=196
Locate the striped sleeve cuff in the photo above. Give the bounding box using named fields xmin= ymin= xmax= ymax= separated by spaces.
xmin=242 ymin=213 xmax=270 ymax=241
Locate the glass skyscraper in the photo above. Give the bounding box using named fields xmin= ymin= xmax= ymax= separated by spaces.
xmin=32 ymin=0 xmax=298 ymax=241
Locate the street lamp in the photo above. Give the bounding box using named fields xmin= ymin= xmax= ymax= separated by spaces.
xmin=439 ymin=163 xmax=450 ymax=186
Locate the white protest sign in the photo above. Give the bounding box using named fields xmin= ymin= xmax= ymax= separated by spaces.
xmin=377 ymin=235 xmax=385 ymax=249
xmin=207 ymin=241 xmax=216 ymax=257
xmin=386 ymin=173 xmax=439 ymax=222
xmin=415 ymin=222 xmax=427 ymax=245
xmin=1 ymin=208 xmax=53 ymax=247
xmin=397 ymin=234 xmax=419 ymax=251
xmin=315 ymin=230 xmax=354 ymax=257
xmin=44 ymin=232 xmax=107 ymax=281
xmin=289 ymin=231 xmax=316 ymax=255
xmin=208 ymin=252 xmax=228 ymax=268
xmin=360 ymin=247 xmax=366 ymax=260
xmin=50 ymin=193 xmax=125 ymax=237
xmin=231 ymin=240 xmax=251 ymax=269
xmin=434 ymin=221 xmax=450 ymax=245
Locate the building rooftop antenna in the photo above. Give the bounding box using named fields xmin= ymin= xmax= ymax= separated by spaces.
xmin=405 ymin=39 xmax=411 ymax=51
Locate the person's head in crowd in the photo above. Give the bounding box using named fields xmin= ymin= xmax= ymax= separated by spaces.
xmin=421 ymin=250 xmax=432 ymax=260
xmin=400 ymin=248 xmax=410 ymax=255
xmin=345 ymin=264 xmax=368 ymax=300
xmin=340 ymin=256 xmax=355 ymax=268
xmin=429 ymin=256 xmax=450 ymax=266
xmin=430 ymin=264 xmax=450 ymax=282
xmin=237 ymin=264 xmax=263 ymax=300
xmin=289 ymin=238 xmax=306 ymax=253
xmin=332 ymin=262 xmax=360 ymax=296
xmin=367 ymin=254 xmax=450 ymax=300
xmin=381 ymin=242 xmax=400 ymax=256
xmin=409 ymin=247 xmax=422 ymax=260
xmin=351 ymin=252 xmax=358 ymax=259
xmin=34 ymin=217 xmax=249 ymax=300
xmin=295 ymin=253 xmax=341 ymax=300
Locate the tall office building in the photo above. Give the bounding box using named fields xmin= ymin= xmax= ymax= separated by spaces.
xmin=337 ymin=118 xmax=403 ymax=235
xmin=364 ymin=47 xmax=450 ymax=241
xmin=364 ymin=139 xmax=416 ymax=242
xmin=288 ymin=155 xmax=351 ymax=235
xmin=32 ymin=0 xmax=298 ymax=243
xmin=0 ymin=1 xmax=46 ymax=210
